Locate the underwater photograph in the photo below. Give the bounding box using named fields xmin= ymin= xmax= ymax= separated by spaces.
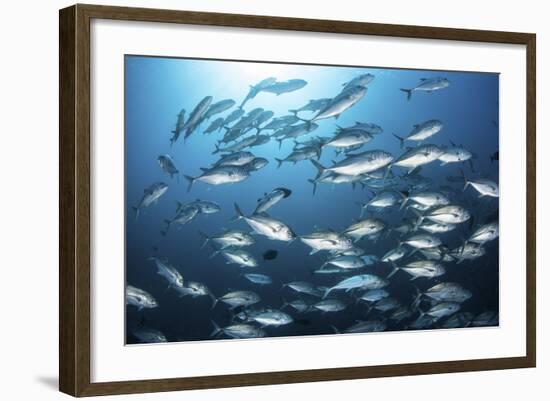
xmin=125 ymin=55 xmax=499 ymax=345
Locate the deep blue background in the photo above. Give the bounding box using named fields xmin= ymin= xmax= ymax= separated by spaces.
xmin=125 ymin=55 xmax=499 ymax=343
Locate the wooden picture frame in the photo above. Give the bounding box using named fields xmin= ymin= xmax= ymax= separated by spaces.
xmin=59 ymin=3 xmax=536 ymax=397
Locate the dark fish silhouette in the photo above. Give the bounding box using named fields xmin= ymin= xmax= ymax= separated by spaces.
xmin=294 ymin=318 xmax=312 ymax=326
xmin=263 ymin=249 xmax=278 ymax=261
xmin=490 ymin=151 xmax=499 ymax=163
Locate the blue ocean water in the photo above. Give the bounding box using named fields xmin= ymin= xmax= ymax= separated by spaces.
xmin=125 ymin=55 xmax=499 ymax=344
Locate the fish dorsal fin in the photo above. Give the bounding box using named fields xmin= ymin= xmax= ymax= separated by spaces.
xmin=413 ymin=124 xmax=420 ymax=129
xmin=420 ymin=78 xmax=427 ymax=81
xmin=200 ymin=167 xmax=209 ymax=172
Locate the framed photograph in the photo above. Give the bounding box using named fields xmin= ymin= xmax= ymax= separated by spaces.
xmin=59 ymin=4 xmax=536 ymax=397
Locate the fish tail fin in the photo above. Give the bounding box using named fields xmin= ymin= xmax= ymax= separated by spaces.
xmin=209 ymin=320 xmax=221 ymax=337
xmin=410 ymin=209 xmax=424 ymax=231
xmin=399 ymin=193 xmax=409 ymax=210
xmin=232 ymin=202 xmax=244 ymax=221
xmin=276 ymin=138 xmax=284 ymax=149
xmin=387 ymin=262 xmax=400 ymax=279
xmin=460 ymin=168 xmax=470 ymax=191
xmin=198 ymin=230 xmax=210 ymax=249
xmin=132 ymin=206 xmax=139 ymax=220
xmin=400 ymin=88 xmax=413 ymax=101
xmin=310 ymin=159 xmax=326 ymax=180
xmin=330 ymin=325 xmax=341 ymax=334
xmin=307 ymin=179 xmax=318 ymax=195
xmin=289 ymin=109 xmax=298 ymax=115
xmin=183 ymin=175 xmax=195 ymax=192
xmin=281 ymin=297 xmax=289 ymax=310
xmin=212 ymin=143 xmax=220 ymax=155
xmin=322 ymin=288 xmax=332 ymax=299
xmin=357 ymin=202 xmax=367 ymax=217
xmin=392 ymin=133 xmax=405 ymax=149
xmin=275 ymin=158 xmax=284 ymax=169
xmin=412 ymin=286 xmax=423 ymax=309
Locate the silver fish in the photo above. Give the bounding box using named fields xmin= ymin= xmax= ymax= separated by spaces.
xmin=415 ymin=205 xmax=471 ymax=226
xmin=148 ymin=257 xmax=184 ymax=288
xmin=464 ymin=177 xmax=499 ymax=197
xmin=389 ymin=260 xmax=445 ymax=280
xmin=400 ymin=191 xmax=450 ymax=210
xmin=132 ymin=327 xmax=167 ymax=343
xmin=174 ymin=281 xmax=215 ymax=304
xmin=341 ymin=73 xmax=375 ymax=92
xmin=203 ymin=99 xmax=236 ymax=120
xmin=212 ymin=247 xmax=258 ymax=268
xmin=450 ymin=242 xmax=486 ymax=262
xmin=313 ymin=85 xmax=367 ymax=121
xmin=162 ymin=205 xmax=199 ymax=235
xmin=312 ymin=299 xmax=347 ymax=312
xmin=183 ymin=96 xmax=213 ymax=139
xmin=311 ymin=150 xmax=393 ymax=177
xmin=184 ymin=166 xmax=250 ymax=192
xmin=204 ymin=117 xmax=225 ymax=134
xmin=276 ymin=146 xmax=320 ymax=167
xmin=223 ymin=108 xmax=245 ymax=125
xmin=421 ymin=302 xmax=461 ymax=321
xmin=289 ymin=98 xmax=331 ymax=114
xmin=358 ymin=289 xmax=390 ymax=303
xmin=170 ymin=108 xmax=186 ymax=146
xmin=157 ymin=155 xmax=179 ymax=179
xmin=468 ymin=222 xmax=499 ymax=244
xmin=282 ymin=299 xmax=310 ymax=312
xmin=132 ymin=182 xmax=168 ymax=219
xmin=185 ymin=199 xmax=221 ymax=215
xmin=213 ymin=151 xmax=256 ymax=167
xmin=213 ymin=135 xmax=258 ymax=154
xmin=393 ymin=144 xmax=445 ymax=173
xmin=233 ymin=203 xmax=295 ymax=242
xmin=420 ymin=282 xmax=472 ymax=303
xmin=210 ymin=321 xmax=265 ymax=338
xmin=323 ymin=129 xmax=373 ymax=149
xmin=358 ymin=191 xmax=403 ymax=215
xmin=300 ymin=230 xmax=354 ymax=254
xmin=243 ymin=157 xmax=269 ymax=171
xmin=324 ymin=274 xmax=388 ymax=298
xmin=275 ymin=122 xmax=319 ymax=148
xmin=199 ymin=230 xmax=255 ymax=249
xmin=400 ymin=77 xmax=450 ymax=100
xmin=262 ymin=79 xmax=307 ymax=95
xmin=241 ymin=77 xmax=276 ymax=107
xmin=243 ymin=273 xmax=273 ymax=285
xmin=320 ymin=254 xmax=377 ymax=270
xmin=343 ymin=218 xmax=386 ymax=241
xmin=439 ymin=146 xmax=473 ymax=165
xmin=393 ymin=120 xmax=443 ymax=148
xmin=126 ymin=285 xmax=158 ymax=310
xmin=231 ymin=108 xmax=264 ymax=131
xmin=262 ymin=115 xmax=300 ymax=130
xmin=213 ymin=291 xmax=261 ymax=310
xmin=250 ymin=310 xmax=293 ymax=327
xmin=381 ymin=246 xmax=406 ymax=263
xmin=283 ymin=281 xmax=323 ymax=297
xmin=400 ymin=233 xmax=442 ymax=249
xmin=254 ymin=188 xmax=292 ymax=214
xmin=372 ymin=297 xmax=401 ymax=312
